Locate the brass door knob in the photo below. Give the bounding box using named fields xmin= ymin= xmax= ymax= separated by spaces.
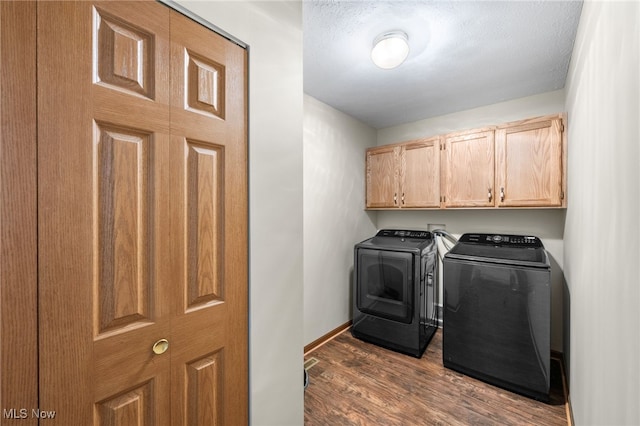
xmin=152 ymin=339 xmax=169 ymax=355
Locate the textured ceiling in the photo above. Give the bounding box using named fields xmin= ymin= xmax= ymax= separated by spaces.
xmin=303 ymin=0 xmax=583 ymax=129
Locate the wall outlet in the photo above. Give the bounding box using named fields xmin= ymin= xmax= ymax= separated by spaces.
xmin=428 ymin=223 xmax=446 ymax=231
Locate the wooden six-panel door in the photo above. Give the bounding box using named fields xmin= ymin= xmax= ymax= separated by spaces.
xmin=38 ymin=2 xmax=247 ymax=424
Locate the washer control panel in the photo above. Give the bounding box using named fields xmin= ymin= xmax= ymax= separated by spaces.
xmin=458 ymin=233 xmax=543 ymax=247
xmin=376 ymin=229 xmax=432 ymax=239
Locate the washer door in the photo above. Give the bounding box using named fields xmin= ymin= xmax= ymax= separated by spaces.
xmin=356 ymin=248 xmax=414 ymax=323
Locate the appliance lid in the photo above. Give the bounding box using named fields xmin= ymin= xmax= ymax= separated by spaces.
xmin=445 ymin=233 xmax=549 ymax=268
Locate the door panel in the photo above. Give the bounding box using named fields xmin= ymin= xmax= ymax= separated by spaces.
xmin=38 ymin=2 xmax=247 ymax=424
xmin=495 ymin=118 xmax=563 ymax=207
xmin=169 ymin=10 xmax=248 ymax=425
xmin=94 ymin=123 xmax=152 ymax=333
xmin=402 ymin=138 xmax=440 ymax=208
xmin=185 ymin=351 xmax=224 ymax=425
xmin=92 ymin=3 xmax=175 ymax=421
xmin=444 ymin=130 xmax=495 ymax=207
xmin=185 ymin=141 xmax=224 ymax=308
xmin=39 ymin=2 xmax=173 ymax=424
xmin=95 ymin=379 xmax=159 ymax=426
xmin=366 ymin=146 xmax=398 ymax=208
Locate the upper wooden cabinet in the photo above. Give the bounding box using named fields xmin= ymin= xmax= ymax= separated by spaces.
xmin=442 ymin=128 xmax=495 ymax=208
xmin=402 ymin=138 xmax=441 ymax=208
xmin=366 ymin=137 xmax=440 ymax=208
xmin=366 ymin=145 xmax=398 ymax=208
xmin=495 ymin=114 xmax=565 ymax=207
xmin=365 ymin=113 xmax=567 ymax=210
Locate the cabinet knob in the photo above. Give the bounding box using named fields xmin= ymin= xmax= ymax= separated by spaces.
xmin=500 ymin=187 xmax=505 ymax=202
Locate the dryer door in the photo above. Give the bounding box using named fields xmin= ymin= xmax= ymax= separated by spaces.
xmin=356 ymin=248 xmax=414 ymax=323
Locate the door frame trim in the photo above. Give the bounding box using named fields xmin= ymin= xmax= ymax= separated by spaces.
xmin=0 ymin=2 xmax=38 ymax=421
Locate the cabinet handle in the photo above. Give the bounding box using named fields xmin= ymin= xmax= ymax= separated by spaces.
xmin=401 ymin=193 xmax=405 ymax=204
xmin=500 ymin=187 xmax=505 ymax=202
xmin=394 ymin=193 xmax=397 ymax=205
xmin=488 ymin=188 xmax=492 ymax=202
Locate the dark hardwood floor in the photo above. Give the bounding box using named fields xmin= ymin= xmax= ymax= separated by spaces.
xmin=304 ymin=328 xmax=568 ymax=426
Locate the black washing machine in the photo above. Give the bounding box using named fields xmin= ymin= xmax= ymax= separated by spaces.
xmin=443 ymin=233 xmax=551 ymax=401
xmin=352 ymin=229 xmax=438 ymax=358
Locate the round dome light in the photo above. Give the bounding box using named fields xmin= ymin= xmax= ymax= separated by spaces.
xmin=371 ymin=31 xmax=410 ymax=69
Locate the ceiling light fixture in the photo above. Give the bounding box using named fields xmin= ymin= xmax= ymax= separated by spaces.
xmin=371 ymin=31 xmax=410 ymax=69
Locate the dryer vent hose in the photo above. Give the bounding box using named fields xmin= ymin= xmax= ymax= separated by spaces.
xmin=432 ymin=229 xmax=458 ymax=260
xmin=432 ymin=229 xmax=457 ymax=246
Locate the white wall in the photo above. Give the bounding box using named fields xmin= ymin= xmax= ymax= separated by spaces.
xmin=375 ymin=90 xmax=567 ymax=351
xmin=303 ymin=95 xmax=377 ymax=346
xmin=175 ymin=2 xmax=304 ymax=425
xmin=377 ymin=90 xmax=566 ymax=145
xmin=564 ymin=1 xmax=640 ymax=424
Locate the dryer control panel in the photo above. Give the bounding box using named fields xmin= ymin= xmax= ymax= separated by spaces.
xmin=458 ymin=233 xmax=543 ymax=247
xmin=375 ymin=229 xmax=432 ymax=239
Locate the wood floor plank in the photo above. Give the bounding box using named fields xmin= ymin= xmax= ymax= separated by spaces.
xmin=304 ymin=329 xmax=567 ymax=426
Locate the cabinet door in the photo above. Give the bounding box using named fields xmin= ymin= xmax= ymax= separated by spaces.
xmin=495 ymin=116 xmax=564 ymax=207
xmin=443 ymin=130 xmax=495 ymax=207
xmin=366 ymin=146 xmax=399 ymax=208
xmin=400 ymin=138 xmax=440 ymax=208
